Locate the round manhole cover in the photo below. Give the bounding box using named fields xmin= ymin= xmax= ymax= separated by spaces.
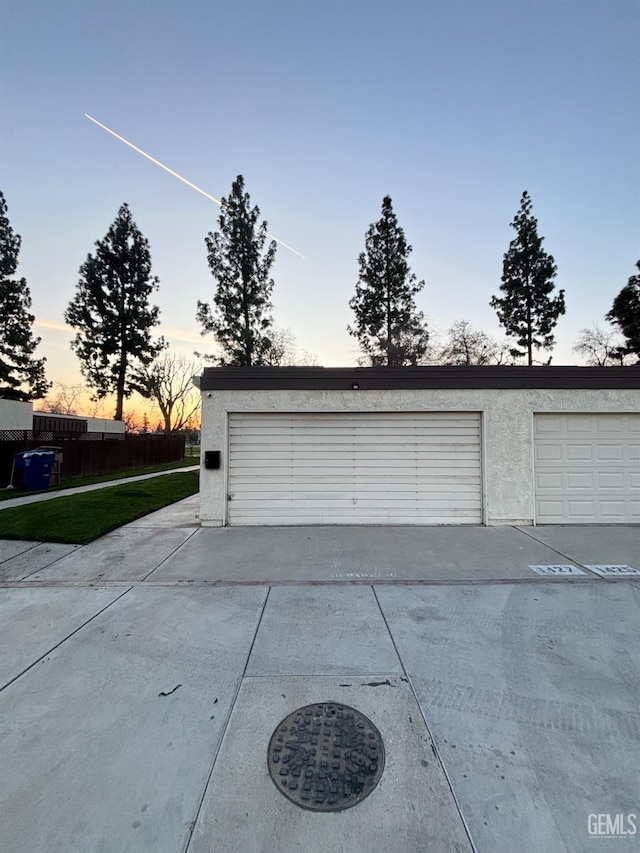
xmin=267 ymin=702 xmax=384 ymax=812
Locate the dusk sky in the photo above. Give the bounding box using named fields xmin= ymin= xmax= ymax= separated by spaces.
xmin=1 ymin=1 xmax=638 ymax=413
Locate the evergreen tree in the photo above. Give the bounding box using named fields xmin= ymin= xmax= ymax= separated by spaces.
xmin=606 ymin=260 xmax=640 ymax=362
xmin=490 ymin=191 xmax=565 ymax=365
xmin=65 ymin=203 xmax=165 ymax=420
xmin=348 ymin=196 xmax=428 ymax=366
xmin=197 ymin=175 xmax=276 ymax=366
xmin=0 ymin=190 xmax=49 ymax=400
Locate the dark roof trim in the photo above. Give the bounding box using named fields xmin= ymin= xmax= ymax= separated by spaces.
xmin=199 ymin=366 xmax=640 ymax=391
xmin=33 ymin=414 xmax=88 ymax=433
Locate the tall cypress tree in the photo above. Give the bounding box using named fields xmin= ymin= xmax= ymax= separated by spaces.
xmin=606 ymin=260 xmax=640 ymax=362
xmin=197 ymin=175 xmax=276 ymax=366
xmin=348 ymin=195 xmax=428 ymax=366
xmin=65 ymin=203 xmax=165 ymax=420
xmin=490 ymin=191 xmax=565 ymax=365
xmin=0 ymin=190 xmax=49 ymax=400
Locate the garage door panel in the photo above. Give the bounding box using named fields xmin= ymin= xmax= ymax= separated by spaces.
xmin=230 ymin=422 xmax=479 ymax=433
xmin=535 ymin=445 xmax=563 ymax=461
xmin=535 ymin=416 xmax=563 ymax=433
xmin=534 ymin=414 xmax=640 ymax=523
xmin=229 ymin=457 xmax=481 ymax=471
xmin=596 ymin=445 xmax=624 ymax=460
xmin=564 ymin=421 xmax=594 ymax=434
xmin=594 ymin=416 xmax=625 ymax=432
xmin=230 ymin=434 xmax=480 ymax=447
xmin=566 ymin=445 xmax=594 ymax=461
xmin=233 ymin=480 xmax=480 ymax=493
xmin=230 ymin=510 xmax=481 ymax=525
xmin=599 ymin=501 xmax=627 ymax=517
xmin=565 ymin=472 xmax=593 ymax=489
xmin=228 ymin=412 xmax=482 ymax=525
xmin=537 ymin=500 xmax=563 ymax=521
xmin=597 ymin=472 xmax=626 ymax=489
xmin=536 ymin=472 xmax=562 ymax=489
xmin=230 ymin=443 xmax=477 ymax=466
xmin=231 ymin=496 xmax=482 ymax=509
xmin=231 ymin=413 xmax=474 ymax=424
xmin=568 ymin=501 xmax=597 ymax=516
xmin=229 ymin=456 xmax=478 ymax=472
xmin=231 ymin=512 xmax=480 ymax=525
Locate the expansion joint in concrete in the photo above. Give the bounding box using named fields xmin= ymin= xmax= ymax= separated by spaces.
xmin=371 ymin=585 xmax=480 ymax=853
xmin=182 ymin=586 xmax=271 ymax=853
xmin=0 ymin=586 xmax=134 ymax=694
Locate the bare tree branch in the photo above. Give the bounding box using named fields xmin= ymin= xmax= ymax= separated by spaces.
xmin=37 ymin=382 xmax=85 ymax=414
xmin=140 ymin=352 xmax=202 ymax=433
xmin=263 ymin=327 xmax=319 ymax=366
xmin=428 ymin=320 xmax=518 ymax=365
xmin=572 ymin=324 xmax=632 ymax=366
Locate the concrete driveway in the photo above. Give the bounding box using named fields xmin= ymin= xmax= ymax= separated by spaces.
xmin=0 ymin=499 xmax=638 ymax=853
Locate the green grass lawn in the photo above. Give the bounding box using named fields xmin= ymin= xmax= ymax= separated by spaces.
xmin=0 ymin=470 xmax=199 ymax=544
xmin=0 ymin=457 xmax=198 ymax=502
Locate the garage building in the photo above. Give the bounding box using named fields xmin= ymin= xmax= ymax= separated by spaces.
xmin=197 ymin=366 xmax=640 ymax=527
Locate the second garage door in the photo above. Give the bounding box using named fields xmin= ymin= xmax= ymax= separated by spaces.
xmin=534 ymin=413 xmax=640 ymax=523
xmin=227 ymin=411 xmax=482 ymax=525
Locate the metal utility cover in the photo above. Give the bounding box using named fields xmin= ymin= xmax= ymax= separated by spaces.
xmin=267 ymin=702 xmax=384 ymax=811
xmin=528 ymin=564 xmax=585 ymax=576
xmin=584 ymin=564 xmax=640 ymax=577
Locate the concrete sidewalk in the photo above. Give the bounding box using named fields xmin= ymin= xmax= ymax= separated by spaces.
xmin=0 ymin=464 xmax=198 ymax=510
xmin=0 ymin=503 xmax=638 ymax=853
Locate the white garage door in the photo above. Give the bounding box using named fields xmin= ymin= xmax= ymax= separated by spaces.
xmin=227 ymin=412 xmax=482 ymax=525
xmin=534 ymin=414 xmax=640 ymax=523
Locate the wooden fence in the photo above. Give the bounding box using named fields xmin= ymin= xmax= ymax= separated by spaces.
xmin=1 ymin=435 xmax=186 ymax=486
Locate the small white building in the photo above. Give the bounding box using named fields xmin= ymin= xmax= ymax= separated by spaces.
xmin=0 ymin=401 xmax=126 ymax=439
xmin=197 ymin=366 xmax=640 ymax=527
xmin=32 ymin=412 xmax=126 ymax=439
xmin=0 ymin=398 xmax=34 ymax=430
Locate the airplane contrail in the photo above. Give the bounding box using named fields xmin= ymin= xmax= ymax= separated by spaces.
xmin=84 ymin=113 xmax=305 ymax=259
xmin=35 ymin=318 xmax=217 ymax=348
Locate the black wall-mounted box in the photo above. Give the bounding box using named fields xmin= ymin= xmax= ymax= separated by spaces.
xmin=204 ymin=451 xmax=221 ymax=470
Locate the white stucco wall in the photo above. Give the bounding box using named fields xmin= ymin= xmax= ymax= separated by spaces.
xmin=84 ymin=417 xmax=126 ymax=436
xmin=0 ymin=399 xmax=33 ymax=430
xmin=199 ymin=387 xmax=640 ymax=527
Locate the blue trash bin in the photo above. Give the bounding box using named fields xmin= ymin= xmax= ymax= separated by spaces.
xmin=13 ymin=450 xmax=56 ymax=490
